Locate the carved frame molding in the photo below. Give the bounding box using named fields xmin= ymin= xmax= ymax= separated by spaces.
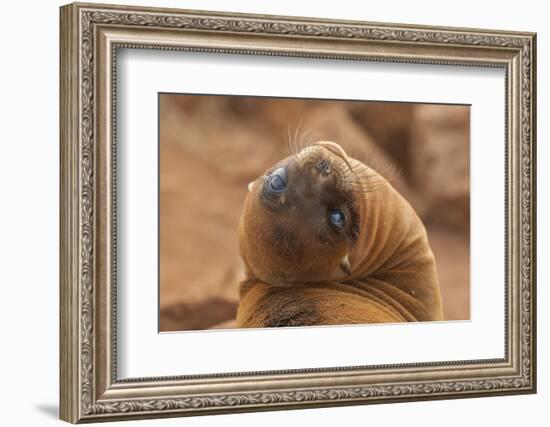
xmin=60 ymin=2 xmax=536 ymax=423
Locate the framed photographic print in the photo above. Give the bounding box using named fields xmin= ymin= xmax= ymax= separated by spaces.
xmin=59 ymin=2 xmax=537 ymax=423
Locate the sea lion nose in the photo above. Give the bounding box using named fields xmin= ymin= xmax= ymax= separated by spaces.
xmin=315 ymin=158 xmax=332 ymax=176
xmin=314 ymin=141 xmax=353 ymax=171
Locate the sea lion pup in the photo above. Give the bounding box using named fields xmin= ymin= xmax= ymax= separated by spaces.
xmin=236 ymin=141 xmax=443 ymax=327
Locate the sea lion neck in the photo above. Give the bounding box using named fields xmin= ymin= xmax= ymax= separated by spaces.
xmin=346 ymin=166 xmax=407 ymax=276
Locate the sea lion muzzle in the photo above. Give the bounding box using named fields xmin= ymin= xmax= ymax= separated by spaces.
xmin=239 ymin=143 xmax=358 ymax=285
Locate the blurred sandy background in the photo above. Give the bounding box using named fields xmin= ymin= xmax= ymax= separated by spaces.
xmin=159 ymin=94 xmax=470 ymax=331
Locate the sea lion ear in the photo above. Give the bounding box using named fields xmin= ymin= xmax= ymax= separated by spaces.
xmin=248 ymin=181 xmax=255 ymax=192
xmin=339 ymin=254 xmax=352 ymax=275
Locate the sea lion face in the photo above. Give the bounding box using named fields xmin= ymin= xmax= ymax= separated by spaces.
xmin=238 ymin=142 xmax=361 ymax=285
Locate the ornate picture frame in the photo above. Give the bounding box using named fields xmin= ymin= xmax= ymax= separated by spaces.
xmin=60 ymin=2 xmax=536 ymax=423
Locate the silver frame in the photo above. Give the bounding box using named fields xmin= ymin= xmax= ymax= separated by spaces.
xmin=60 ymin=2 xmax=536 ymax=423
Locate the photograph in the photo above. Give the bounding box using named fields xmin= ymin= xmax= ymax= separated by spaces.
xmin=57 ymin=3 xmax=536 ymax=422
xmin=159 ymin=94 xmax=471 ymax=331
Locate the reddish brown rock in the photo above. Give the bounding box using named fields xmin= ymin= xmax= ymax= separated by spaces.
xmin=409 ymin=104 xmax=470 ymax=232
xmin=349 ymin=102 xmax=416 ymax=181
xmin=158 ymin=95 xmax=471 ymax=330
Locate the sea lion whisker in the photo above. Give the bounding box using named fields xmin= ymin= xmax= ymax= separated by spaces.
xmin=371 ymin=162 xmax=402 ymax=186
xmin=343 ymin=178 xmax=388 ymax=193
xmin=360 ymin=183 xmax=389 ymax=193
xmin=298 ymin=126 xmax=316 ymax=152
xmin=292 ymin=126 xmax=302 ymax=156
xmin=345 ymin=149 xmax=401 ymax=183
xmin=293 ymin=119 xmax=304 ymax=153
xmin=352 ymin=176 xmax=387 ymax=186
xmin=352 ymin=161 xmax=399 ymax=182
xmin=286 ymin=126 xmax=295 ymax=155
xmin=348 ymin=169 xmax=380 ymax=182
xmin=350 ymin=162 xmax=375 ymax=174
xmin=384 ymin=164 xmax=403 ymax=185
xmin=347 ymin=166 xmax=379 ymax=179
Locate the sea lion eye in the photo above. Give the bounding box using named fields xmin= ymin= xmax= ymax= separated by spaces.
xmin=267 ymin=167 xmax=287 ymax=194
xmin=329 ymin=210 xmax=345 ymax=229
